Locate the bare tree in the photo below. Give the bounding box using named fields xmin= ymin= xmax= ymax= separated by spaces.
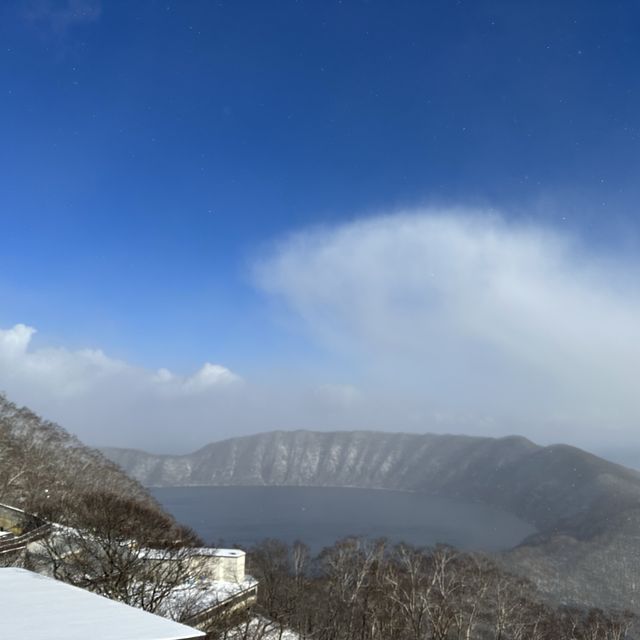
xmin=29 ymin=490 xmax=202 ymax=617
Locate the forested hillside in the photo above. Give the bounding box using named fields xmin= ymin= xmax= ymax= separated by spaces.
xmin=0 ymin=394 xmax=204 ymax=618
xmin=244 ymin=537 xmax=636 ymax=640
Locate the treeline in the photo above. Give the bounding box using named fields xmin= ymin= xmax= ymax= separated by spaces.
xmin=242 ymin=537 xmax=634 ymax=640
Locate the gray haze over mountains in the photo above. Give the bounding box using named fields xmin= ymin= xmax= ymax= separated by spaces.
xmin=104 ymin=429 xmax=640 ymax=612
xmin=3 ymin=213 xmax=640 ymax=459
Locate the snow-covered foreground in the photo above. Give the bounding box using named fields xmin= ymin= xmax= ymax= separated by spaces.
xmin=221 ymin=615 xmax=298 ymax=640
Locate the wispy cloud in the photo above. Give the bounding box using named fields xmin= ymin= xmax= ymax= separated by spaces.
xmin=256 ymin=210 xmax=640 ymax=447
xmin=24 ymin=0 xmax=101 ymax=36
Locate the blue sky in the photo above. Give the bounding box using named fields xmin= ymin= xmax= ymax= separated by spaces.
xmin=1 ymin=1 xmax=640 ymax=455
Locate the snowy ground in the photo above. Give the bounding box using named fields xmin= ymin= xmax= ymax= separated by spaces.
xmin=220 ymin=615 xmax=299 ymax=640
xmin=159 ymin=576 xmax=258 ymax=620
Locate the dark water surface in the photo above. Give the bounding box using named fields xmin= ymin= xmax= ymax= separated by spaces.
xmin=151 ymin=486 xmax=535 ymax=554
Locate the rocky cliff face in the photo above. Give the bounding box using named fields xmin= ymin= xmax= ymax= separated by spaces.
xmin=103 ymin=430 xmax=640 ymax=611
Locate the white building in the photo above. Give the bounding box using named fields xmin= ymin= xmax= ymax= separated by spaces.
xmin=141 ymin=546 xmax=259 ymax=625
xmin=185 ymin=547 xmax=248 ymax=582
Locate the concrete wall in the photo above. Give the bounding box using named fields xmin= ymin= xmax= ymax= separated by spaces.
xmin=143 ymin=548 xmax=247 ymax=583
xmin=186 ymin=551 xmax=246 ymax=582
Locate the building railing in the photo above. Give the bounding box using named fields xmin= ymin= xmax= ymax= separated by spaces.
xmin=0 ymin=501 xmax=52 ymax=556
xmin=0 ymin=522 xmax=52 ymax=555
xmin=183 ymin=583 xmax=259 ymax=627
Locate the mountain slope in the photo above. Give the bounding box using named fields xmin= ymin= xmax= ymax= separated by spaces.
xmin=0 ymin=394 xmax=188 ymax=544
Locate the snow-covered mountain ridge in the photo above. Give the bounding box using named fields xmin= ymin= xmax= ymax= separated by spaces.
xmin=102 ymin=430 xmax=640 ymax=534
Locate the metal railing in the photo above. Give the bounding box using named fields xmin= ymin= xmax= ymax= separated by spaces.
xmin=0 ymin=522 xmax=52 ymax=555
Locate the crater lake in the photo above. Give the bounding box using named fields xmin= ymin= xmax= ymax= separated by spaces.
xmin=151 ymin=486 xmax=536 ymax=553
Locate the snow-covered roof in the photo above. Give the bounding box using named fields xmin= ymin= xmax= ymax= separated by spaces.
xmin=140 ymin=547 xmax=246 ymax=560
xmin=191 ymin=547 xmax=245 ymax=558
xmin=0 ymin=568 xmax=205 ymax=640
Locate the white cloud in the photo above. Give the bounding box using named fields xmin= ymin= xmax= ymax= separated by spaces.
xmin=0 ymin=324 xmax=243 ymax=450
xmin=3 ymin=209 xmax=640 ymax=456
xmin=0 ymin=324 xmax=35 ymax=357
xmin=182 ymin=363 xmax=242 ymax=393
xmin=0 ymin=324 xmax=240 ymax=399
xmin=0 ymin=324 xmax=129 ymax=398
xmin=256 ymin=210 xmax=640 ymax=447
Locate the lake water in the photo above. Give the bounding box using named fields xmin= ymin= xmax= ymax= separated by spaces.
xmin=151 ymin=486 xmax=536 ymax=554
